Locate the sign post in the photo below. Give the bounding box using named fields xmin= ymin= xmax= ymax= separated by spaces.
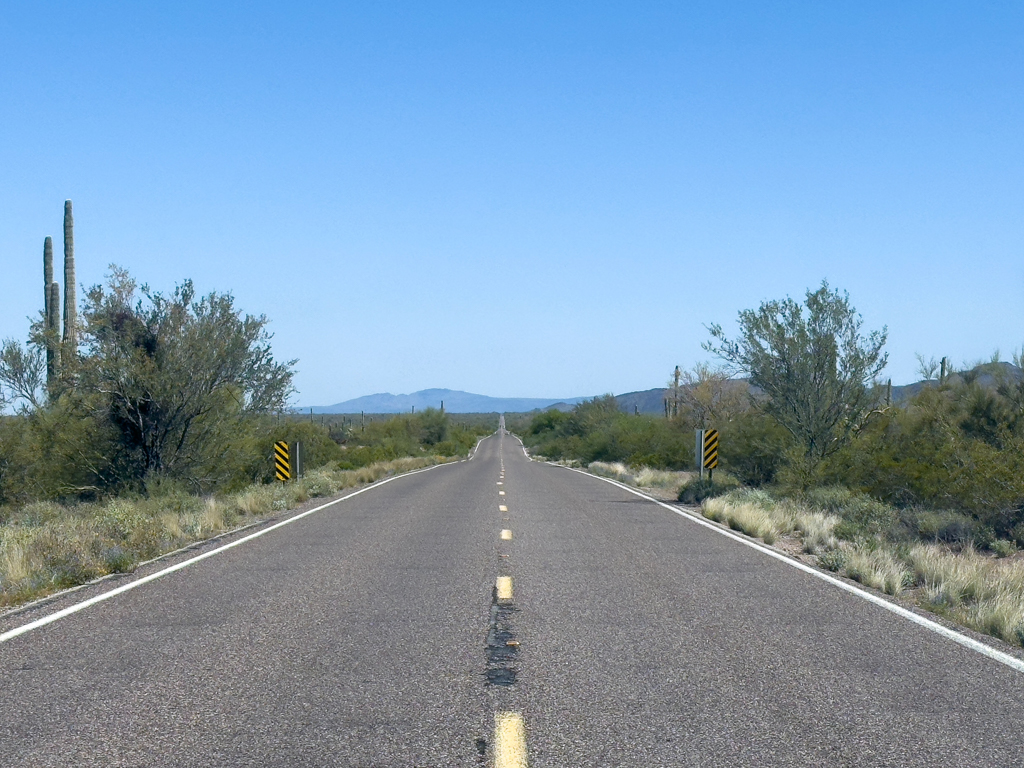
xmin=695 ymin=429 xmax=705 ymax=480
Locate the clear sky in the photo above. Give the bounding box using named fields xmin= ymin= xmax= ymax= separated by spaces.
xmin=2 ymin=2 xmax=1022 ymax=405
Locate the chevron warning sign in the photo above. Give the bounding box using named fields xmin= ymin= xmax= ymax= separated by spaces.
xmin=702 ymin=429 xmax=719 ymax=470
xmin=274 ymin=440 xmax=291 ymax=481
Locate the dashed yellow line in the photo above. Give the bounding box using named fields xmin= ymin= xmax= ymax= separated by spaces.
xmin=497 ymin=482 xmax=503 ymax=485
xmin=496 ymin=576 xmax=513 ymax=601
xmin=499 ymin=505 xmax=507 ymax=512
xmin=499 ymin=491 xmax=506 ymax=496
xmin=494 ymin=712 xmax=528 ymax=768
xmin=500 ymin=529 xmax=512 ymax=540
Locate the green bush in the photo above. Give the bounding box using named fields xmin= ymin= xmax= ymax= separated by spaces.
xmin=523 ymin=397 xmax=693 ymax=469
xmin=905 ymin=508 xmax=979 ymax=546
xmin=991 ymin=539 xmax=1018 ymax=558
xmin=719 ymin=410 xmax=793 ymax=486
xmin=818 ymin=548 xmax=847 ymax=572
xmin=803 ymin=486 xmax=897 ymax=540
xmin=678 ymin=475 xmax=740 ymax=505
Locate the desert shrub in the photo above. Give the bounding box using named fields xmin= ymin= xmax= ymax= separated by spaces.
xmin=904 ymin=508 xmax=979 ymax=547
xmin=719 ymin=410 xmax=793 ymax=486
xmin=802 ymin=486 xmax=897 ymax=541
xmin=992 ymin=539 xmax=1018 ymax=558
xmin=679 ymin=475 xmax=740 ymax=504
xmin=524 ymin=397 xmax=693 ymax=469
xmin=818 ymin=548 xmax=847 ymax=572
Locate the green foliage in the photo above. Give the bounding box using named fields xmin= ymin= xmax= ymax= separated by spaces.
xmin=718 ymin=409 xmax=792 ymax=486
xmin=801 ymin=486 xmax=898 ymax=541
xmin=706 ymin=281 xmax=888 ymax=467
xmin=334 ymin=410 xmax=489 ymax=468
xmin=824 ymin=380 xmax=1024 ymax=541
xmin=818 ymin=549 xmax=847 ymax=572
xmin=523 ymin=396 xmax=694 ymax=469
xmin=678 ymin=475 xmax=740 ymax=504
xmin=74 ymin=267 xmax=295 ymax=487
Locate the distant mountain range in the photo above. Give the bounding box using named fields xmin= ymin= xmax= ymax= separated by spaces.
xmin=308 ymin=388 xmax=588 ymax=414
xmin=615 ymin=361 xmax=1024 ymax=415
xmin=305 ymin=363 xmax=1024 ymax=416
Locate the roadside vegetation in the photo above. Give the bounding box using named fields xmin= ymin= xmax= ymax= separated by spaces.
xmin=519 ymin=282 xmax=1024 ymax=648
xmin=0 ymin=456 xmax=444 ymax=608
xmin=1 ymin=248 xmax=493 ymax=608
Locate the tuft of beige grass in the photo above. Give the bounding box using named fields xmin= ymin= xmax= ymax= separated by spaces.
xmin=909 ymin=544 xmax=1024 ymax=644
xmin=0 ymin=531 xmax=30 ymax=584
xmin=703 ymin=496 xmax=785 ymax=544
xmin=588 ymin=462 xmax=635 ymax=483
xmin=843 ymin=548 xmax=911 ymax=596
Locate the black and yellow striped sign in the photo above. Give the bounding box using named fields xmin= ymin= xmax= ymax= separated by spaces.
xmin=703 ymin=429 xmax=719 ymax=470
xmin=274 ymin=440 xmax=291 ymax=481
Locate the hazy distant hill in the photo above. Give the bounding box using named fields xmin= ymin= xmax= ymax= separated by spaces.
xmin=613 ymin=362 xmax=1024 ymax=415
xmin=891 ymin=361 xmax=1022 ymax=402
xmin=309 ymin=388 xmax=589 ymax=414
xmin=307 ymin=363 xmax=1023 ymax=417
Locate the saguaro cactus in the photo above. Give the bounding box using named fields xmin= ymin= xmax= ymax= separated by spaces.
xmin=62 ymin=200 xmax=77 ymax=360
xmin=47 ymin=282 xmax=62 ymax=379
xmin=43 ymin=236 xmax=53 ymax=318
xmin=43 ymin=236 xmax=59 ymax=384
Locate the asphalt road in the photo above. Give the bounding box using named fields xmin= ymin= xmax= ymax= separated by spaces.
xmin=2 ymin=431 xmax=1024 ymax=766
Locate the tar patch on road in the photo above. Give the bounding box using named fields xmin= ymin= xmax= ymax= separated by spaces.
xmin=485 ymin=585 xmax=518 ymax=686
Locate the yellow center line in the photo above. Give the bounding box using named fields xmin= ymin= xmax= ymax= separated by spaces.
xmin=494 ymin=712 xmax=528 ymax=768
xmin=500 ymin=529 xmax=512 ymax=540
xmin=496 ymin=576 xmax=513 ymax=601
xmin=499 ymin=504 xmax=507 ymax=512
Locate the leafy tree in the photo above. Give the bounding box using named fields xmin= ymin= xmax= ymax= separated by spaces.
xmin=0 ymin=340 xmax=45 ymax=411
xmin=705 ymin=282 xmax=888 ymax=470
xmin=418 ymin=407 xmax=448 ymax=445
xmin=77 ymin=267 xmax=295 ymax=487
xmin=677 ymin=362 xmax=746 ymax=429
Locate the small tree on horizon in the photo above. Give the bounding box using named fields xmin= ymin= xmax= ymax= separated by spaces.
xmin=704 ymin=281 xmax=888 ymax=471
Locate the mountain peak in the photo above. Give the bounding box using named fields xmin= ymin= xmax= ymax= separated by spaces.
xmin=307 ymin=389 xmax=589 ymax=414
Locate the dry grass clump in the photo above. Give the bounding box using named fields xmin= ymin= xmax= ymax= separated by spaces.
xmin=909 ymin=544 xmax=1024 ymax=644
xmin=703 ymin=492 xmax=785 ymax=544
xmin=699 ymin=488 xmax=1024 ymax=646
xmin=0 ymin=455 xmax=445 ymax=609
xmin=843 ymin=548 xmax=911 ymax=596
xmin=588 ymin=462 xmax=693 ymax=496
xmin=588 ymin=462 xmax=635 ymax=483
xmin=634 ymin=467 xmax=692 ymax=489
xmin=790 ymin=509 xmax=840 ymax=555
xmin=701 ymin=490 xmax=839 ymax=550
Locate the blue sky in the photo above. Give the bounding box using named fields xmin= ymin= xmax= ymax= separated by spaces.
xmin=2 ymin=2 xmax=1022 ymax=404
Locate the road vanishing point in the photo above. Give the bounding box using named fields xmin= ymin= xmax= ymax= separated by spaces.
xmin=2 ymin=431 xmax=1024 ymax=766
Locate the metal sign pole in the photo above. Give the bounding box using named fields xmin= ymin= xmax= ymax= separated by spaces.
xmin=695 ymin=429 xmax=705 ymax=480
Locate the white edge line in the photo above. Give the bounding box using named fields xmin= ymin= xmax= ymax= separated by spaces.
xmin=555 ymin=464 xmax=1024 ymax=676
xmin=0 ymin=463 xmax=449 ymax=645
